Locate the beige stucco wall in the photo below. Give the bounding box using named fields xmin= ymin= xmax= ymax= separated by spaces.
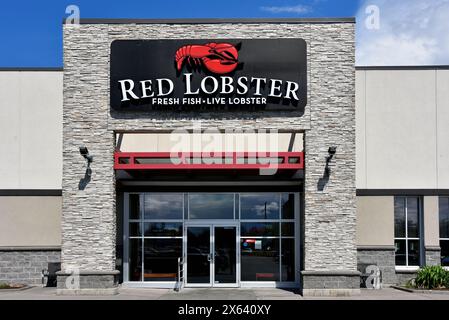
xmin=0 ymin=71 xmax=63 ymax=189
xmin=437 ymin=70 xmax=449 ymax=189
xmin=0 ymin=196 xmax=61 ymax=247
xmin=356 ymin=69 xmax=449 ymax=189
xmin=356 ymin=196 xmax=394 ymax=247
xmin=355 ymin=71 xmax=366 ymax=188
xmin=424 ymin=196 xmax=440 ymax=248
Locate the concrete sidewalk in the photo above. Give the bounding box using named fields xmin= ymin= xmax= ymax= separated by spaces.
xmin=1 ymin=286 xmax=449 ymax=300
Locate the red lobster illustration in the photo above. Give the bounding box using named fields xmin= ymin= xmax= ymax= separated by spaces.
xmin=175 ymin=42 xmax=239 ymax=75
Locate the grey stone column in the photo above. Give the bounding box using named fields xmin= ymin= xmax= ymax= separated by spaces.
xmin=301 ymin=23 xmax=359 ymax=296
xmin=58 ymin=25 xmax=119 ymax=294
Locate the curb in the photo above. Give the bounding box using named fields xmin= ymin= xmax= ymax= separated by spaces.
xmin=392 ymin=285 xmax=449 ymax=294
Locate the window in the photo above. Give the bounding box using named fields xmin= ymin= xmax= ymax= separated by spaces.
xmin=129 ymin=239 xmax=142 ymax=281
xmin=127 ymin=192 xmax=299 ymax=283
xmin=241 ymin=222 xmax=279 ymax=237
xmin=128 ymin=193 xmax=183 ymax=282
xmin=394 ymin=197 xmax=422 ymax=267
xmin=129 ymin=194 xmax=141 ymax=219
xmin=281 ymin=193 xmax=295 ymax=219
xmin=143 ymin=239 xmax=182 ymax=281
xmin=188 ymin=194 xmax=234 ymax=219
xmin=241 ymin=238 xmax=280 ymax=281
xmin=240 ymin=193 xmax=296 ymax=282
xmin=440 ymin=197 xmax=449 ymax=267
xmin=144 ymin=194 xmax=183 ymax=220
xmin=240 ymin=194 xmax=280 ymax=220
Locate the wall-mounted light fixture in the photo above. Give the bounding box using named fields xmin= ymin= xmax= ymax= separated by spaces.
xmin=79 ymin=146 xmax=93 ymax=162
xmin=79 ymin=146 xmax=93 ymax=177
xmin=325 ymin=146 xmax=337 ymax=177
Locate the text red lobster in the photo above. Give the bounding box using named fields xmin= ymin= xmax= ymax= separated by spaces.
xmin=175 ymin=42 xmax=239 ymax=75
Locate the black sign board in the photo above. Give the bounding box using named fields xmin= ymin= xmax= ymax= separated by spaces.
xmin=110 ymin=39 xmax=307 ymax=111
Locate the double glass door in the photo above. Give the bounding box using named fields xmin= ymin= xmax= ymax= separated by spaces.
xmin=186 ymin=224 xmax=238 ymax=287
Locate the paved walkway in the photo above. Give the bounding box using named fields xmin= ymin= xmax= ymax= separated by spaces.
xmin=1 ymin=286 xmax=449 ymax=300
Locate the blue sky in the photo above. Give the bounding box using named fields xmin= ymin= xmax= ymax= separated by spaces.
xmin=0 ymin=0 xmax=447 ymax=67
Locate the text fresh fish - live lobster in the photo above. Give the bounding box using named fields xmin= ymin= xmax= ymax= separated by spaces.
xmin=175 ymin=42 xmax=239 ymax=75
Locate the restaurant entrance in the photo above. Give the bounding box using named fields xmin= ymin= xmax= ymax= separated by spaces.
xmin=185 ymin=224 xmax=238 ymax=287
xmin=123 ymin=192 xmax=300 ymax=288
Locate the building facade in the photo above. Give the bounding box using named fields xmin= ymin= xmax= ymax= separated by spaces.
xmin=356 ymin=66 xmax=449 ymax=285
xmin=0 ymin=18 xmax=448 ymax=296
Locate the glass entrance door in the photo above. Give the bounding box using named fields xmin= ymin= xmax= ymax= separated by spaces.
xmin=186 ymin=226 xmax=212 ymax=285
xmin=214 ymin=226 xmax=237 ymax=285
xmin=185 ymin=225 xmax=238 ymax=287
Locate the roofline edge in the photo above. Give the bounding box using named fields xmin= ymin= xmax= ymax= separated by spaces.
xmin=62 ymin=17 xmax=356 ymax=25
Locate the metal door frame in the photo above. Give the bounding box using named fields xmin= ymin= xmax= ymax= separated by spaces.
xmin=122 ymin=191 xmax=300 ymax=289
xmin=184 ymin=221 xmax=240 ymax=288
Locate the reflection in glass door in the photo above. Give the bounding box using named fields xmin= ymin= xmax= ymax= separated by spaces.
xmin=214 ymin=226 xmax=237 ymax=285
xmin=186 ymin=227 xmax=211 ymax=285
xmin=186 ymin=225 xmax=238 ymax=287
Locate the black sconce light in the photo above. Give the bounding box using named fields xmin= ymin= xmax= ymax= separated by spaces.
xmin=79 ymin=146 xmax=93 ymax=176
xmin=325 ymin=146 xmax=337 ymax=176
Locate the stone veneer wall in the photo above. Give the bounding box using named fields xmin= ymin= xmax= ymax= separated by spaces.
xmin=0 ymin=249 xmax=60 ymax=285
xmin=358 ymin=248 xmax=443 ymax=286
xmin=357 ymin=248 xmax=396 ymax=286
xmin=62 ymin=21 xmax=356 ymax=292
xmin=425 ymin=247 xmax=441 ymax=266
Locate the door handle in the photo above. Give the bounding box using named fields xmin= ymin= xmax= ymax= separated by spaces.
xmin=207 ymin=254 xmax=211 ymax=262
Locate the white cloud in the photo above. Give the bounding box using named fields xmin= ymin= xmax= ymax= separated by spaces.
xmin=260 ymin=4 xmax=312 ymax=14
xmin=356 ymin=0 xmax=449 ymax=65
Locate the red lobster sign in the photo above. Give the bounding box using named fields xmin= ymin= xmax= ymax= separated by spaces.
xmin=175 ymin=42 xmax=239 ymax=75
